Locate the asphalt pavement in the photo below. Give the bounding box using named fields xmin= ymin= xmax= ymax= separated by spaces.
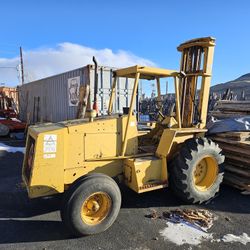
xmin=0 ymin=139 xmax=249 ymax=250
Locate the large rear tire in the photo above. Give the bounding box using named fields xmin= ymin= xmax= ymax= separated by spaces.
xmin=61 ymin=173 xmax=121 ymax=236
xmin=169 ymin=137 xmax=224 ymax=204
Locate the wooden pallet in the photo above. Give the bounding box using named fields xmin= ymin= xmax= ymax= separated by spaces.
xmin=224 ymin=172 xmax=250 ymax=192
xmin=212 ymin=132 xmax=250 ymax=142
xmin=225 ymin=164 xmax=250 ymax=178
xmin=210 ymin=132 xmax=250 ymax=193
xmin=211 ymin=100 xmax=250 ymax=118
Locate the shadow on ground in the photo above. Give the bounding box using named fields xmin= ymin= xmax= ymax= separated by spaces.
xmin=0 ymin=220 xmax=69 ymax=244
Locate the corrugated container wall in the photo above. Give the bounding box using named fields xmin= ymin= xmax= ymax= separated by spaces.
xmin=18 ymin=65 xmax=135 ymax=123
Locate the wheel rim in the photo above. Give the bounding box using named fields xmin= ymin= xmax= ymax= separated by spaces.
xmin=81 ymin=192 xmax=111 ymax=225
xmin=193 ymin=155 xmax=218 ymax=191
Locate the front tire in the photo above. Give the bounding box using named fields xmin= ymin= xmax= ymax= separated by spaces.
xmin=169 ymin=137 xmax=224 ymax=204
xmin=61 ymin=174 xmax=121 ymax=236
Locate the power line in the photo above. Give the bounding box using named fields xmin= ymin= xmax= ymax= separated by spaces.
xmin=0 ymin=65 xmax=21 ymax=84
xmin=0 ymin=66 xmax=18 ymax=69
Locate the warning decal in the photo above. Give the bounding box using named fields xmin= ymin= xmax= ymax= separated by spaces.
xmin=44 ymin=134 xmax=57 ymax=153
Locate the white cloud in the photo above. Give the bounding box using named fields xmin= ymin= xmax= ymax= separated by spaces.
xmin=0 ymin=43 xmax=156 ymax=86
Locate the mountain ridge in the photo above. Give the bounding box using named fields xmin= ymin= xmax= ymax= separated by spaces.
xmin=211 ymin=73 xmax=250 ymax=99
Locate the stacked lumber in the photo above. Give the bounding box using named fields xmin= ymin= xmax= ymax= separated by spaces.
xmin=210 ymin=132 xmax=250 ymax=193
xmin=211 ymin=100 xmax=250 ymax=119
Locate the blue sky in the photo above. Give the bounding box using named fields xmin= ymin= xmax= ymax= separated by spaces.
xmin=0 ymin=0 xmax=250 ymax=93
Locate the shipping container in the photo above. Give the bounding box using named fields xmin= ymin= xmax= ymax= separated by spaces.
xmin=18 ymin=65 xmax=136 ymax=123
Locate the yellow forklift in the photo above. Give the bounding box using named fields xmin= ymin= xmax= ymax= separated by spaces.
xmin=22 ymin=37 xmax=224 ymax=236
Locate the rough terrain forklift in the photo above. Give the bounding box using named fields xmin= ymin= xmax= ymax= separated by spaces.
xmin=22 ymin=37 xmax=224 ymax=236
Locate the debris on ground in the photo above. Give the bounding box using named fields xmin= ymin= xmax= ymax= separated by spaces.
xmin=146 ymin=208 xmax=216 ymax=246
xmin=152 ymin=237 xmax=158 ymax=241
xmin=145 ymin=209 xmax=158 ymax=219
xmin=147 ymin=208 xmax=249 ymax=246
xmin=161 ymin=209 xmax=214 ymax=231
xmin=146 ymin=208 xmax=215 ymax=232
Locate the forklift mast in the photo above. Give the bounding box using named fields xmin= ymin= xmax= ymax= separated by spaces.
xmin=177 ymin=37 xmax=215 ymax=128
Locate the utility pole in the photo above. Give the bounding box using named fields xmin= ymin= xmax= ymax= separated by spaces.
xmin=19 ymin=46 xmax=24 ymax=85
